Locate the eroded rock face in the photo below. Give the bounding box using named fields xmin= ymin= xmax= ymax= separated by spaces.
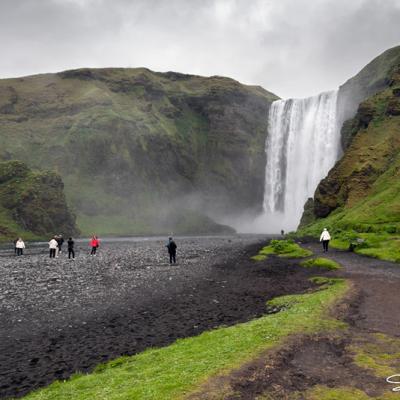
xmin=0 ymin=161 xmax=78 ymax=238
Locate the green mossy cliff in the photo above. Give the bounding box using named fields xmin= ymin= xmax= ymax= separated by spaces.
xmin=0 ymin=68 xmax=278 ymax=235
xmin=0 ymin=160 xmax=78 ymax=240
xmin=300 ymin=46 xmax=400 ymax=244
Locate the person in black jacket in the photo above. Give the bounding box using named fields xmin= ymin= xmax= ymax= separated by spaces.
xmin=56 ymin=235 xmax=64 ymax=255
xmin=166 ymin=237 xmax=177 ymax=264
xmin=67 ymin=237 xmax=75 ymax=259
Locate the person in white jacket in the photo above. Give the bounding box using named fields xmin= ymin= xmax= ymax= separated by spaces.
xmin=49 ymin=237 xmax=58 ymax=258
xmin=15 ymin=238 xmax=25 ymax=256
xmin=320 ymin=228 xmax=331 ymax=252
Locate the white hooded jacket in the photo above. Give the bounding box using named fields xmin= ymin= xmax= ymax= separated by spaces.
xmin=320 ymin=229 xmax=331 ymax=241
xmin=49 ymin=239 xmax=58 ymax=249
xmin=16 ymin=240 xmax=25 ymax=249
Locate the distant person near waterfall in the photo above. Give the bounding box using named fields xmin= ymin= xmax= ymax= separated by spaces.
xmin=90 ymin=236 xmax=100 ymax=256
xmin=49 ymin=237 xmax=58 ymax=258
xmin=15 ymin=238 xmax=25 ymax=256
xmin=166 ymin=237 xmax=177 ymax=264
xmin=56 ymin=235 xmax=64 ymax=255
xmin=320 ymin=228 xmax=331 ymax=252
xmin=67 ymin=237 xmax=75 ymax=259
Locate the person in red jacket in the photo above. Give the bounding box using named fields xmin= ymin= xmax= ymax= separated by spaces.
xmin=90 ymin=235 xmax=100 ymax=255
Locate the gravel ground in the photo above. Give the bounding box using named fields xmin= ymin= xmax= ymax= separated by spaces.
xmin=0 ymin=235 xmax=318 ymax=399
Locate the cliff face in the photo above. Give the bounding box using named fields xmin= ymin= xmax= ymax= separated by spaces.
xmin=0 ymin=68 xmax=278 ymax=235
xmin=337 ymin=45 xmax=400 ymax=146
xmin=300 ymin=56 xmax=400 ymax=233
xmin=0 ymin=161 xmax=78 ymax=239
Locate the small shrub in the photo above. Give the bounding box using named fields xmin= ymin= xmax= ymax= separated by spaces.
xmin=386 ymin=225 xmax=397 ymax=234
xmin=253 ymin=240 xmax=312 ymax=260
xmin=300 ymin=257 xmax=341 ymax=271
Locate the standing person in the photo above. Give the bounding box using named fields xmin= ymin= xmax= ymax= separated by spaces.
xmin=15 ymin=238 xmax=25 ymax=256
xmin=166 ymin=237 xmax=177 ymax=264
xmin=320 ymin=228 xmax=331 ymax=252
xmin=13 ymin=238 xmax=18 ymax=255
xmin=56 ymin=235 xmax=64 ymax=255
xmin=67 ymin=237 xmax=75 ymax=259
xmin=90 ymin=235 xmax=99 ymax=256
xmin=49 ymin=237 xmax=58 ymax=258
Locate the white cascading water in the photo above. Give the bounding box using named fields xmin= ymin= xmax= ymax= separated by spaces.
xmin=261 ymin=90 xmax=341 ymax=231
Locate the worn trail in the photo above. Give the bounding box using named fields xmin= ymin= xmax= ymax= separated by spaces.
xmin=190 ymin=243 xmax=400 ymax=399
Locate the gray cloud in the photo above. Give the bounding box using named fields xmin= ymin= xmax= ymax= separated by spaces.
xmin=0 ymin=0 xmax=399 ymax=98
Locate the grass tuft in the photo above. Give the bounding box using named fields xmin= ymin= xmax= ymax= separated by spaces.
xmin=253 ymin=240 xmax=313 ymax=261
xmin=300 ymin=257 xmax=341 ymax=271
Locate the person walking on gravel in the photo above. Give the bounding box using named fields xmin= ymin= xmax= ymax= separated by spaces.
xmin=67 ymin=237 xmax=75 ymax=259
xmin=320 ymin=228 xmax=331 ymax=252
xmin=49 ymin=237 xmax=58 ymax=258
xmin=90 ymin=235 xmax=99 ymax=256
xmin=56 ymin=235 xmax=64 ymax=255
xmin=15 ymin=238 xmax=25 ymax=256
xmin=166 ymin=237 xmax=177 ymax=264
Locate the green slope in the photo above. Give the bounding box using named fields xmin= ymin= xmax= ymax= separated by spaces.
xmin=0 ymin=68 xmax=278 ymax=235
xmin=299 ymin=62 xmax=400 ymax=261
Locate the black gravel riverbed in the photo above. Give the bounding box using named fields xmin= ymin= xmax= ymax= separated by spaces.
xmin=0 ymin=235 xmax=316 ymax=399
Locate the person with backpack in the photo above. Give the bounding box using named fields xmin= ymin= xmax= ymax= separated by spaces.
xmin=15 ymin=238 xmax=25 ymax=256
xmin=90 ymin=235 xmax=99 ymax=256
xmin=320 ymin=228 xmax=331 ymax=252
xmin=166 ymin=237 xmax=177 ymax=264
xmin=67 ymin=237 xmax=75 ymax=259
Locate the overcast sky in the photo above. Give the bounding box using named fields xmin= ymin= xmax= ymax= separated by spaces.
xmin=1 ymin=0 xmax=399 ymax=98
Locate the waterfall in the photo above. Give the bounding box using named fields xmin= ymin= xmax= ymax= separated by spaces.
xmin=262 ymin=90 xmax=341 ymax=231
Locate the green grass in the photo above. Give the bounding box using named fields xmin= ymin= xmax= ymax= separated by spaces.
xmin=21 ymin=278 xmax=348 ymax=400
xmin=303 ymin=385 xmax=398 ymax=399
xmin=351 ymin=333 xmax=400 ymax=378
xmin=252 ymin=240 xmax=313 ymax=261
xmin=300 ymin=257 xmax=341 ymax=271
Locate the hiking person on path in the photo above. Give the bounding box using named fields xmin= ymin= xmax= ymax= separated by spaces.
xmin=90 ymin=236 xmax=99 ymax=256
xmin=15 ymin=238 xmax=25 ymax=256
xmin=67 ymin=237 xmax=75 ymax=259
xmin=56 ymin=235 xmax=64 ymax=255
xmin=49 ymin=237 xmax=58 ymax=258
xmin=166 ymin=237 xmax=177 ymax=264
xmin=320 ymin=228 xmax=331 ymax=252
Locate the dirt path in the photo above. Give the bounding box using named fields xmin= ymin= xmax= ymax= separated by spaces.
xmin=189 ymin=243 xmax=400 ymax=399
xmin=0 ymin=236 xmax=320 ymax=400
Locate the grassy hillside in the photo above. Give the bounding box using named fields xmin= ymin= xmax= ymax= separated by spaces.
xmin=0 ymin=68 xmax=278 ymax=235
xmin=0 ymin=160 xmax=77 ymax=240
xmin=338 ymin=44 xmax=400 ymax=134
xmin=299 ymin=64 xmax=400 ymax=261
